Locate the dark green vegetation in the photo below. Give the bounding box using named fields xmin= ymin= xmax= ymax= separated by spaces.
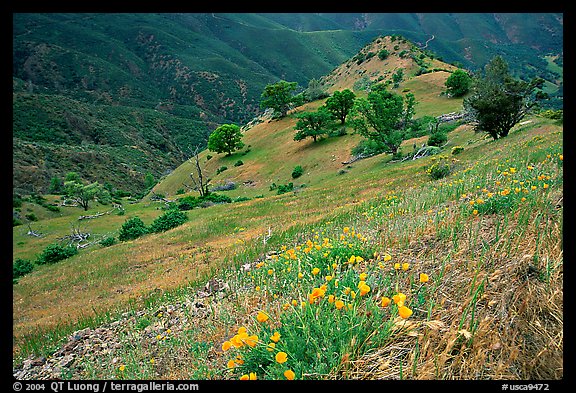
xmin=13 ymin=13 xmax=562 ymax=197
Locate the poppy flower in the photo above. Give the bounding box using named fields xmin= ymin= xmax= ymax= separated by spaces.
xmin=256 ymin=311 xmax=269 ymax=323
xmin=284 ymin=369 xmax=296 ymax=380
xmin=398 ymin=305 xmax=413 ymax=319
xmin=276 ymin=352 xmax=288 ymax=364
xmin=420 ymin=273 xmax=429 ymax=283
xmin=381 ymin=297 xmax=391 ymax=307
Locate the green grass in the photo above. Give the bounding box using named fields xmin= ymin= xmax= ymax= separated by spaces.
xmin=13 ymin=116 xmax=563 ymax=382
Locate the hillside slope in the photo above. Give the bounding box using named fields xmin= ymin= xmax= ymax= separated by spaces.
xmin=151 ymin=36 xmax=461 ymax=199
xmin=12 ymin=13 xmax=563 ymax=196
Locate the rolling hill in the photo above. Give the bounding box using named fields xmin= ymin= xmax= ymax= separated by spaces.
xmin=12 ymin=27 xmax=563 ymax=382
xmin=12 ymin=13 xmax=563 ymax=196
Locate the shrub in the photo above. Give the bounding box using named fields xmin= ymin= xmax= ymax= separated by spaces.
xmin=291 ymin=165 xmax=304 ymax=179
xmin=177 ymin=195 xmax=200 ymax=211
xmin=202 ymin=193 xmax=232 ymax=204
xmin=216 ymin=166 xmax=228 ymax=175
xmin=352 ymin=139 xmax=387 ymax=157
xmin=118 ymin=216 xmax=148 ymax=241
xmin=426 ymin=156 xmax=452 ymax=180
xmin=234 ymin=160 xmax=244 ymax=167
xmin=13 ymin=258 xmax=34 ymax=278
xmin=427 ymin=131 xmax=448 ymax=147
xmin=277 ymin=183 xmax=294 ymax=195
xmin=378 ymin=49 xmax=389 ymax=60
xmin=36 ymin=243 xmax=78 ymax=265
xmin=25 ymin=213 xmax=38 ymax=222
xmin=149 ymin=209 xmax=188 ymax=233
xmin=100 ymin=237 xmax=117 ymax=247
xmin=451 ymin=146 xmax=464 ymax=155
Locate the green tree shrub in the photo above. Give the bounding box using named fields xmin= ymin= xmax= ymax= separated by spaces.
xmin=36 ymin=243 xmax=78 ymax=265
xmin=100 ymin=237 xmax=117 ymax=247
xmin=260 ymin=80 xmax=299 ymax=119
xmin=451 ymin=146 xmax=464 ymax=155
xmin=427 ymin=131 xmax=448 ymax=147
xmin=13 ymin=258 xmax=34 ymax=278
xmin=149 ymin=209 xmax=188 ymax=233
xmin=292 ymin=165 xmax=304 ymax=179
xmin=464 ymin=55 xmax=547 ymax=140
xmin=118 ymin=217 xmax=148 ymax=241
xmin=426 ymin=156 xmax=452 ymax=180
xmin=208 ymin=124 xmax=245 ymax=156
xmin=445 ymin=69 xmax=472 ymax=97
xmin=293 ymin=107 xmax=334 ymax=142
xmin=325 ymin=89 xmax=356 ymax=124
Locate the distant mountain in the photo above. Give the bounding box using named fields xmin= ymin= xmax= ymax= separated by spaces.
xmin=12 ymin=13 xmax=563 ymax=195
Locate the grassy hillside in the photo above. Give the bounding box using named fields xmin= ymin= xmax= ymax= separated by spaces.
xmin=12 ymin=13 xmax=563 ymax=196
xmin=11 ymin=18 xmax=564 ymax=381
xmin=12 ymin=113 xmax=563 ymax=380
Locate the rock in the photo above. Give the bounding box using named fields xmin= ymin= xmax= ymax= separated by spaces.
xmin=59 ymin=354 xmax=75 ymax=368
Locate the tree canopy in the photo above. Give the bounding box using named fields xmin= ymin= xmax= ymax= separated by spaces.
xmin=445 ymin=69 xmax=472 ymax=97
xmin=349 ymin=84 xmax=407 ymax=155
xmin=207 ymin=124 xmax=245 ymax=156
xmin=293 ymin=107 xmax=334 ymax=143
xmin=464 ymin=56 xmax=547 ymax=140
xmin=260 ymin=80 xmax=299 ymax=118
xmin=325 ymin=89 xmax=356 ymax=124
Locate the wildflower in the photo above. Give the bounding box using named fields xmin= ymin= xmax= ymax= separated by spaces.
xmin=238 ymin=327 xmax=247 ymax=334
xmin=291 ymin=299 xmax=298 ymax=306
xmin=328 ymin=294 xmax=335 ymax=303
xmin=348 ymin=255 xmax=356 ymax=264
xmin=150 ymin=358 xmax=155 ymax=364
xmin=402 ymin=263 xmax=410 ymax=271
xmin=282 ymin=303 xmax=290 ymax=310
xmin=392 ymin=292 xmax=406 ymax=306
xmin=383 ymin=254 xmax=392 ymax=262
xmin=543 ymin=183 xmax=549 ymax=189
xmin=359 ymin=272 xmax=368 ymax=281
xmin=355 ymin=256 xmax=364 ymax=263
xmin=284 ymin=369 xmax=296 ymax=380
xmin=255 ymin=286 xmax=261 ymax=291
xmin=227 ymin=359 xmax=236 ymax=368
xmin=420 ymin=273 xmax=429 ymax=283
xmin=381 ymin=297 xmax=391 ymax=307
xmin=521 ymin=197 xmax=526 ymax=202
xmin=394 ymin=263 xmax=400 ymax=270
xmin=256 ymin=311 xmax=269 ymax=323
xmin=473 ymin=209 xmax=478 ymax=216
xmin=244 ymin=335 xmax=258 ymax=347
xmin=312 ymin=267 xmax=320 ymax=275
xmin=276 ymin=352 xmax=288 ymax=364
xmin=398 ymin=305 xmax=413 ymax=319
xmin=298 ymin=272 xmax=304 ymax=279
xmin=266 ymin=342 xmax=276 ymax=352
xmin=119 ymin=365 xmax=126 ymax=372
xmin=222 ymin=340 xmax=232 ymax=351
xmin=268 ymin=269 xmax=273 ymax=275
xmin=344 ymin=287 xmax=351 ymax=295
xmin=531 ymin=185 xmax=537 ymax=190
xmin=270 ymin=331 xmax=281 ymax=343
xmin=325 ymin=275 xmax=333 ymax=281
xmin=350 ymin=290 xmax=357 ymax=299
xmin=240 ymin=374 xmax=249 ymax=380
xmin=335 ymin=300 xmax=345 ymax=310
xmin=559 ymin=154 xmax=563 ymax=161
xmin=359 ymin=283 xmax=371 ymax=296
xmin=308 ymin=287 xmax=326 ymax=304
xmin=343 ymin=227 xmax=350 ymax=233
